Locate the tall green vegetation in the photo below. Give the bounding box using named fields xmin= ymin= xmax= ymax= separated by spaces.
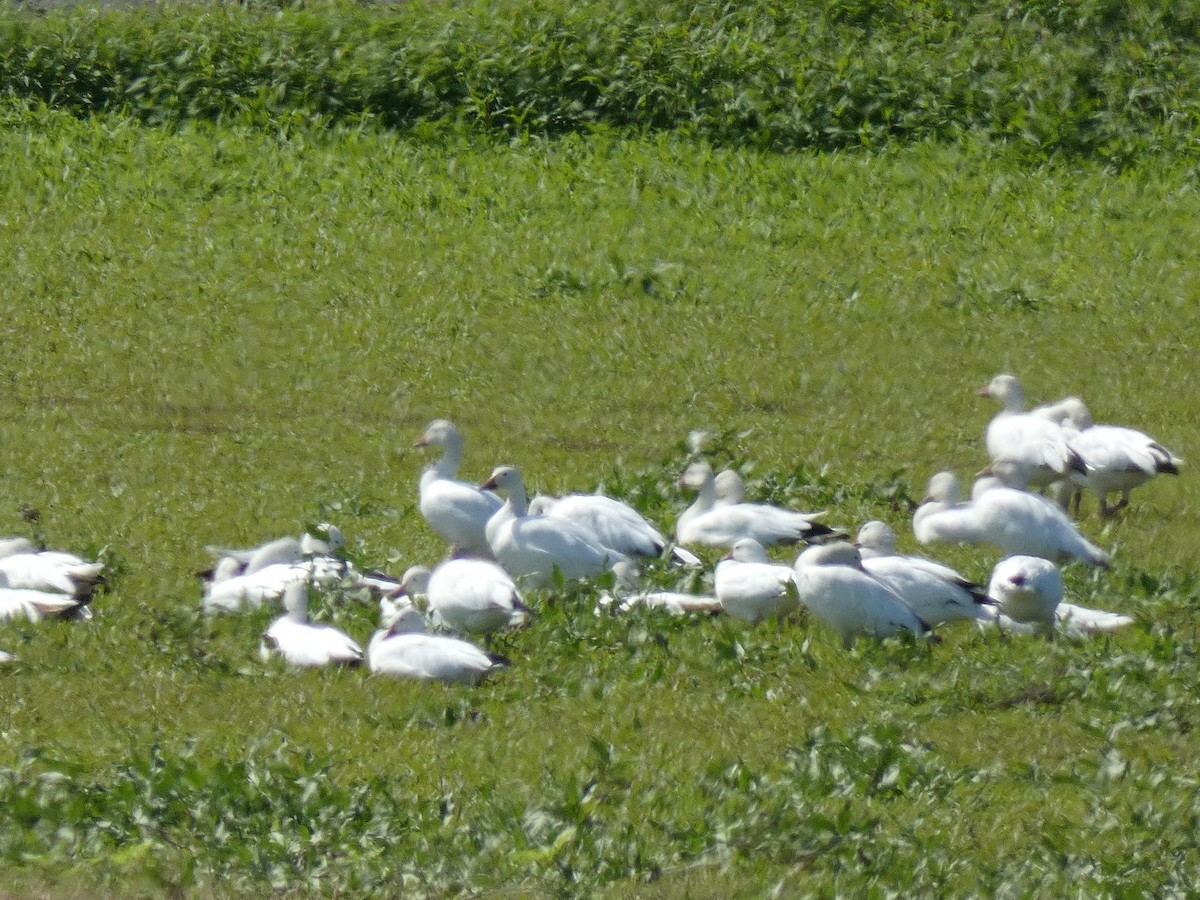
xmin=1 ymin=0 xmax=1199 ymax=162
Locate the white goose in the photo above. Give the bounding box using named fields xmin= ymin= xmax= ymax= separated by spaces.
xmin=260 ymin=582 xmax=364 ymax=668
xmin=416 ymin=420 xmax=503 ymax=559
xmin=793 ymin=542 xmax=929 ymax=646
xmin=714 ymin=538 xmax=799 ymax=624
xmin=401 ymin=559 xmax=529 ymax=637
xmin=0 ymin=650 xmax=14 ymax=664
xmin=528 ymin=492 xmax=700 ymax=566
xmin=676 ymin=461 xmax=833 ymax=550
xmin=713 ymin=469 xmax=745 ymax=507
xmin=979 ymin=374 xmax=1086 ymax=490
xmin=367 ymin=597 xmax=501 ymax=684
xmin=984 ymin=556 xmax=1134 ymax=638
xmin=853 ymin=521 xmax=993 ymax=626
xmin=0 ymin=538 xmax=37 ymax=559
xmin=205 ymin=524 xmax=344 ymax=576
xmin=480 ymin=466 xmax=626 ymax=589
xmin=598 ymin=561 xmax=722 ymax=615
xmin=914 ymin=467 xmax=1110 ymax=568
xmin=203 ymin=555 xmax=353 ymax=614
xmin=984 ymin=555 xmax=1062 ymax=636
xmin=0 ymin=575 xmax=85 ymax=623
xmin=0 ymin=551 xmax=104 ymax=597
xmin=1069 ymin=426 xmax=1182 ymax=517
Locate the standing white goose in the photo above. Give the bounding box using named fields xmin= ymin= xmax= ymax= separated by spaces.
xmin=260 ymin=582 xmax=364 ymax=668
xmin=676 ymin=461 xmax=833 ymax=549
xmin=479 ymin=466 xmax=627 ymax=589
xmin=793 ymin=543 xmax=929 ymax=646
xmin=367 ymin=597 xmax=502 ymax=684
xmin=416 ymin=420 xmax=503 ymax=559
xmin=714 ymin=538 xmax=799 ymax=624
xmin=853 ymin=521 xmax=993 ymax=626
xmin=205 ymin=524 xmax=345 ymax=576
xmin=914 ymin=465 xmax=1110 ymax=568
xmin=979 ymin=374 xmax=1086 ymax=490
xmin=528 ymin=492 xmax=700 ymax=566
xmin=1068 ymin=425 xmax=1182 ymax=517
xmin=402 ymin=559 xmax=529 ymax=637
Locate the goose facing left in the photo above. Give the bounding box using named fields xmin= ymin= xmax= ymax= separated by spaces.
xmin=479 ymin=466 xmax=627 ymax=589
xmin=367 ymin=598 xmax=502 ymax=684
xmin=416 ymin=420 xmax=503 ymax=559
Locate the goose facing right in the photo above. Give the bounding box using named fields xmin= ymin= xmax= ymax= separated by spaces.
xmin=853 ymin=521 xmax=993 ymax=626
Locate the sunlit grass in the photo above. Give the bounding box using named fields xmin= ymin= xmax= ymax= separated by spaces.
xmin=1 ymin=108 xmax=1199 ymax=894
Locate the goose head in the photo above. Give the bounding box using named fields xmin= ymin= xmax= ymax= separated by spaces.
xmin=978 ymin=458 xmax=1034 ymax=491
xmin=677 ymin=461 xmax=715 ymax=492
xmin=978 ymin=374 xmax=1026 ymax=412
xmin=924 ymin=471 xmax=962 ymax=505
xmin=398 ymin=565 xmax=432 ymax=598
xmin=854 ymin=520 xmax=897 ymax=555
xmin=415 ymin=419 xmax=463 ymax=451
xmin=795 ymin=541 xmax=863 ymax=570
xmin=728 ymin=537 xmax=769 ymax=563
xmin=714 ymin=469 xmax=745 ymax=504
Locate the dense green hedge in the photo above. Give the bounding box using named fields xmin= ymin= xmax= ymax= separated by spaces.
xmin=1 ymin=0 xmax=1199 ymax=161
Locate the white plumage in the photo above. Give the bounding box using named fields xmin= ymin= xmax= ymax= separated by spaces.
xmin=260 ymin=583 xmax=364 ymax=668
xmin=367 ymin=598 xmax=501 ymax=684
xmin=714 ymin=538 xmax=799 ymax=624
xmin=0 ymin=551 xmax=103 ymax=597
xmin=793 ymin=542 xmax=929 ymax=646
xmin=984 ymin=555 xmax=1063 ymax=635
xmin=416 ymin=419 xmax=503 ymax=558
xmin=854 ymin=521 xmax=993 ymax=626
xmin=480 ymin=466 xmax=626 ymax=589
xmin=913 ymin=467 xmax=1110 ymax=568
xmin=205 ymin=524 xmax=344 ymax=576
xmin=979 ymin=374 xmax=1086 ymax=489
xmin=676 ymin=461 xmax=832 ymax=550
xmin=528 ymin=492 xmax=699 ymax=565
xmin=405 ymin=558 xmax=530 ymax=636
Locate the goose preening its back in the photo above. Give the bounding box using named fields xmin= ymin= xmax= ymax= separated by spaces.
xmin=260 ymin=583 xmax=364 ymax=668
xmin=913 ymin=467 xmax=1110 ymax=568
xmin=714 ymin=538 xmax=799 ymax=624
xmin=979 ymin=374 xmax=1086 ymax=490
xmin=676 ymin=461 xmax=834 ymax=550
xmin=416 ymin=420 xmax=503 ymax=559
xmin=793 ymin=542 xmax=929 ymax=646
xmin=480 ymin=466 xmax=627 ymax=589
xmin=367 ymin=598 xmax=502 ymax=684
xmin=853 ymin=521 xmax=993 ymax=626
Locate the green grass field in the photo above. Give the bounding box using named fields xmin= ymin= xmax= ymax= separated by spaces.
xmin=2 ymin=56 xmax=1200 ymax=897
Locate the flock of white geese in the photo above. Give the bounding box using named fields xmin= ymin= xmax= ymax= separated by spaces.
xmin=0 ymin=374 xmax=1182 ymax=681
